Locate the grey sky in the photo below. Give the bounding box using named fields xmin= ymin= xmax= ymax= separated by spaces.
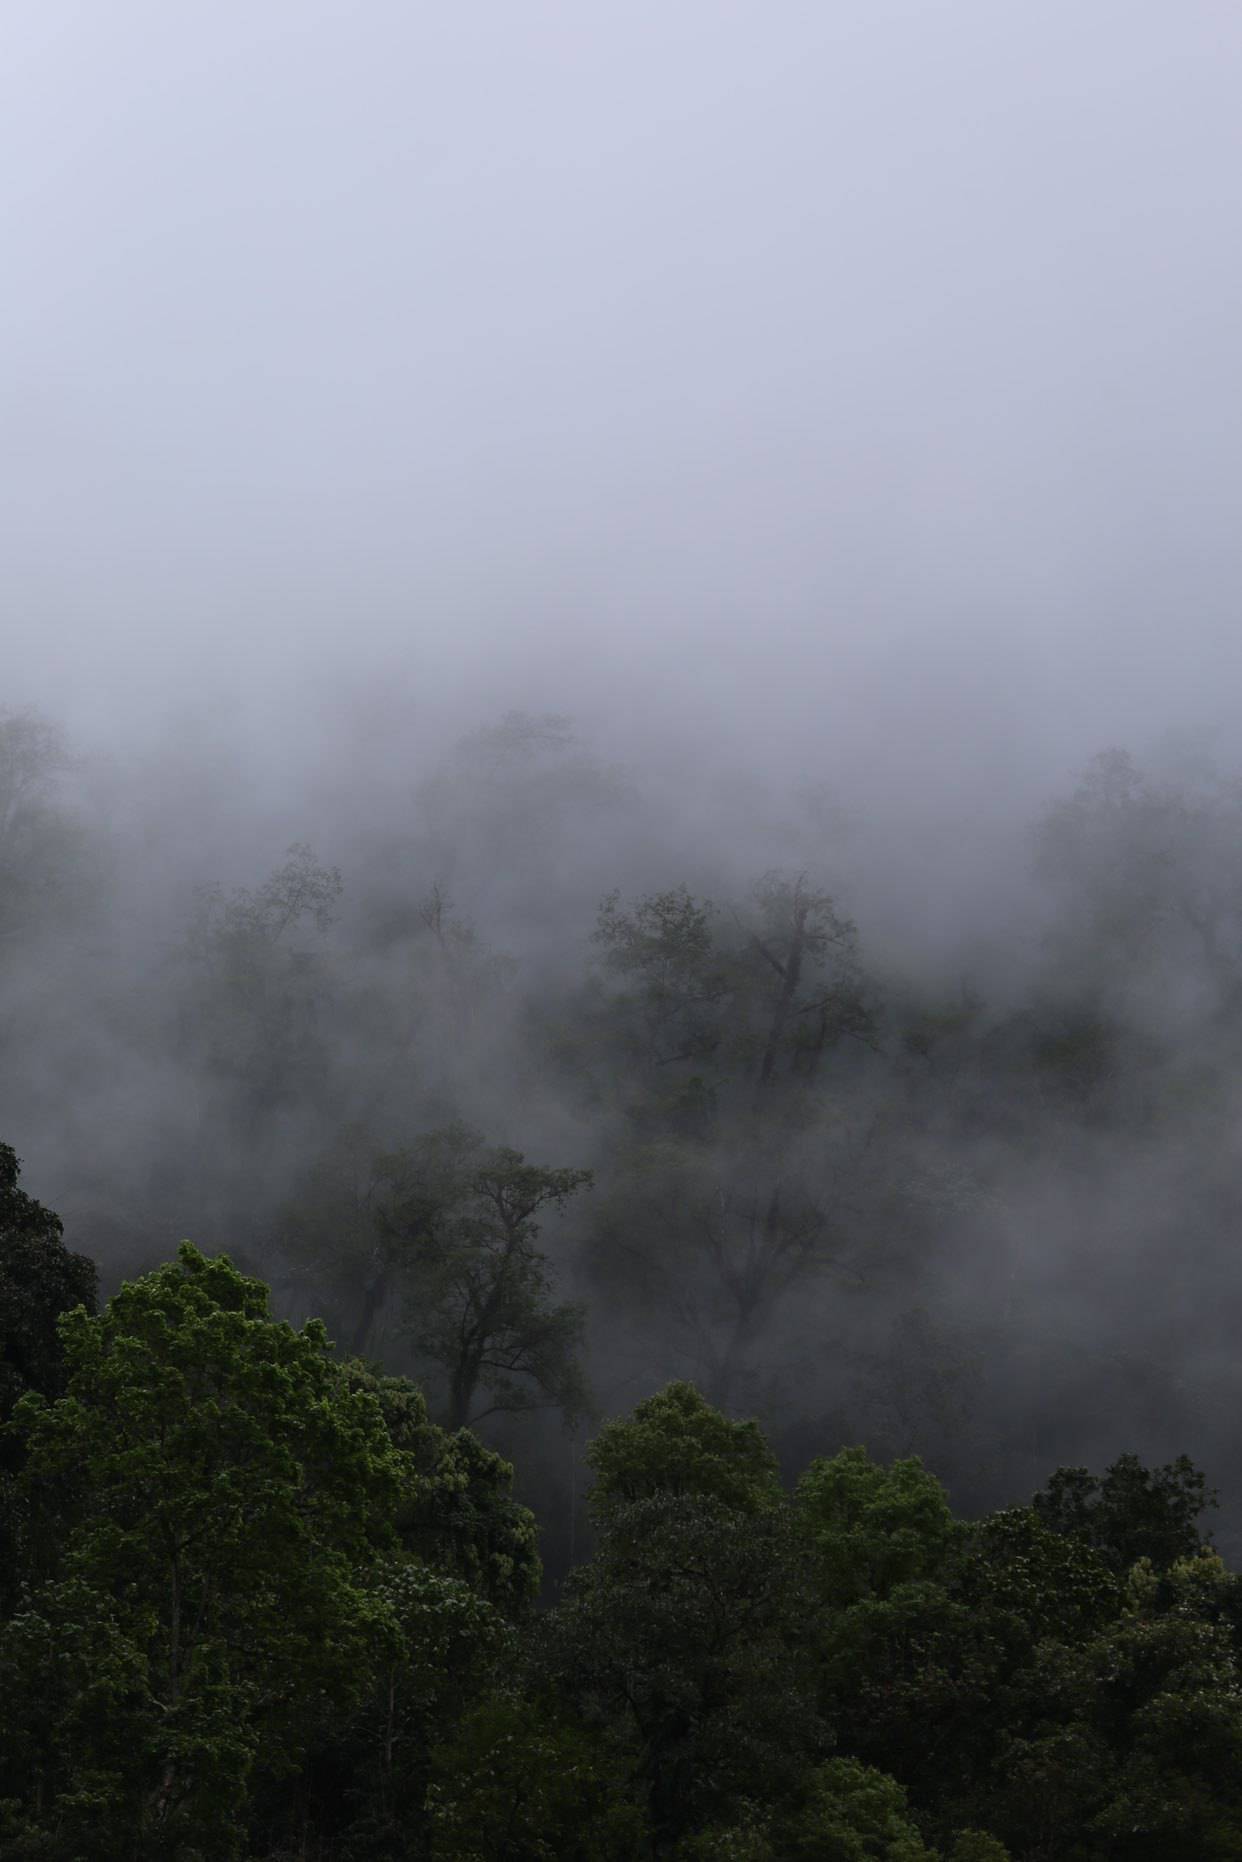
xmin=5 ymin=2 xmax=1242 ymax=795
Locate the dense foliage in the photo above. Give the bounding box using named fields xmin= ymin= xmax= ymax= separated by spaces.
xmin=0 ymin=1153 xmax=1234 ymax=1856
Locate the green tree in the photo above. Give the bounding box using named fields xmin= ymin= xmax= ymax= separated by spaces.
xmin=587 ymin=1380 xmax=782 ymax=1519
xmin=1031 ymin=1452 xmax=1216 ymax=1574
xmin=426 ymin=1692 xmax=644 ymax=1860
xmin=674 ymin=1760 xmax=945 ymax=1861
xmin=543 ymin=1389 xmax=821 ymax=1853
xmin=543 ymin=1492 xmax=819 ymax=1854
xmin=0 ymin=1246 xmax=405 ymax=1858
xmin=341 ymin=1361 xmax=541 ymax=1618
xmin=286 ymin=1562 xmax=516 ymax=1861
xmin=805 ymin=1496 xmax=1119 ymax=1845
xmin=250 ymin=1366 xmax=541 ymax=1856
xmin=796 ymin=1445 xmax=960 ymax=1606
xmin=780 ymin=1756 xmax=935 ymax=1860
xmin=946 ymin=1837 xmax=1011 ymax=1862
xmin=978 ymin=1552 xmax=1242 ymax=1860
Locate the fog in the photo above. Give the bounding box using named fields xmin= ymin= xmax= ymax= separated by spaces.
xmin=5 ymin=2 xmax=1242 ymax=1560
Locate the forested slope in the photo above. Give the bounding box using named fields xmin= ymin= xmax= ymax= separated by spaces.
xmin=1 ymin=1156 xmax=1234 ymax=1858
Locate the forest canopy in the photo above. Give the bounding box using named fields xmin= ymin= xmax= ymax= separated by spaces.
xmin=0 ymin=1156 xmax=1232 ymax=1858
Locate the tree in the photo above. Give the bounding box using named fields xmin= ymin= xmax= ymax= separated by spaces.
xmin=593 ymin=886 xmax=732 ymax=1071
xmin=426 ymin=1693 xmax=645 ymax=1861
xmin=740 ymin=872 xmax=872 ymax=1093
xmin=1031 ymin=1452 xmax=1216 ymax=1573
xmin=277 ymin=1124 xmax=594 ymax=1424
xmin=587 ymin=1130 xmax=860 ymax=1410
xmin=0 ymin=1142 xmax=96 ymax=1452
xmin=544 ymin=1490 xmax=820 ymax=1854
xmin=795 ymin=1445 xmax=960 ymax=1608
xmin=593 ymin=871 xmax=872 ymax=1099
xmin=542 ymin=1388 xmax=822 ymax=1853
xmin=340 ymin=1360 xmax=542 ymax=1618
xmin=348 ymin=879 xmax=519 ymax=1112
xmin=378 ymin=1123 xmax=592 ymax=1430
xmin=0 ymin=1246 xmax=405 ymax=1857
xmin=852 ymin=1305 xmax=986 ymax=1470
xmin=282 ymin=1562 xmax=516 ymax=1861
xmin=973 ymin=1552 xmax=1242 ymax=1859
xmin=586 ymin=873 xmax=880 ymax=1410
xmin=587 ymin=1380 xmax=783 ymax=1519
xmin=801 ymin=1487 xmax=1120 ymax=1846
xmin=778 ymin=1756 xmax=936 ymax=1861
xmin=184 ymin=842 xmax=342 ymax=1112
xmin=249 ymin=1364 xmax=542 ymax=1856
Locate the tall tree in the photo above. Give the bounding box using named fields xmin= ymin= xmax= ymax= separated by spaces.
xmin=740 ymin=871 xmax=872 ymax=1093
xmin=540 ymin=1385 xmax=822 ymax=1853
xmin=377 ymin=1124 xmax=592 ymax=1430
xmin=591 ymin=871 xmax=873 ymax=1096
xmin=587 ymin=1125 xmax=876 ymax=1411
xmin=593 ymin=886 xmax=732 ymax=1072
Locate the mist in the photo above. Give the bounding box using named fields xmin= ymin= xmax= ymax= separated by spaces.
xmin=5 ymin=1 xmax=1242 ymax=1564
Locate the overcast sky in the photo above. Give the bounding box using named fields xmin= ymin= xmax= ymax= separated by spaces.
xmin=5 ymin=2 xmax=1242 ymax=805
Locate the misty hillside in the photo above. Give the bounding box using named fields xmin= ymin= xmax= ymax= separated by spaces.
xmin=6 ymin=3 xmax=1242 ymax=1855
xmin=4 ymin=706 xmax=1242 ymax=1565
